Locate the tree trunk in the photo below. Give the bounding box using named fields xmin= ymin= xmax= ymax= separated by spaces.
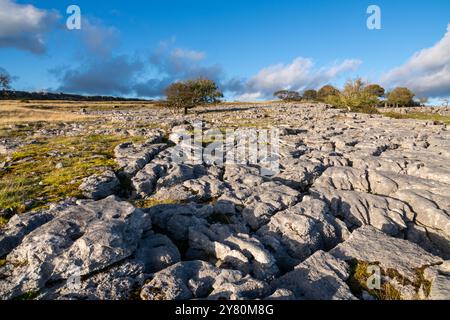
xmin=184 ymin=107 xmax=188 ymax=115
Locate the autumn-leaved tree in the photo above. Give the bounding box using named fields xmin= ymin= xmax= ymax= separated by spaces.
xmin=165 ymin=78 xmax=223 ymax=115
xmin=387 ymin=87 xmax=415 ymax=107
xmin=317 ymin=85 xmax=340 ymax=101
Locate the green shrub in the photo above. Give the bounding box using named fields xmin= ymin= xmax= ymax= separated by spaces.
xmin=273 ymin=90 xmax=302 ymax=101
xmin=386 ymin=87 xmax=415 ymax=107
xmin=165 ymin=78 xmax=223 ymax=115
xmin=302 ymin=89 xmax=318 ymax=101
xmin=325 ymin=78 xmax=380 ymax=114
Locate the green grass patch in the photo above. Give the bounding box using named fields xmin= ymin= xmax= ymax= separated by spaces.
xmin=0 ymin=216 xmax=8 ymax=228
xmin=133 ymin=198 xmax=182 ymax=209
xmin=347 ymin=260 xmax=401 ymax=300
xmin=0 ymin=134 xmax=145 ymax=214
xmin=0 ymin=259 xmax=6 ymax=268
xmin=383 ymin=111 xmax=450 ymax=124
xmin=13 ymin=291 xmax=39 ymax=300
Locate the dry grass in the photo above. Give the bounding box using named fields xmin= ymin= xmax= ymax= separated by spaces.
xmin=0 ymin=101 xmax=93 ymax=124
xmin=0 ymin=100 xmax=158 ymax=124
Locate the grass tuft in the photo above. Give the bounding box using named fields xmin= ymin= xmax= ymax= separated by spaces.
xmin=13 ymin=291 xmax=39 ymax=300
xmin=347 ymin=260 xmax=401 ymax=300
xmin=346 ymin=260 xmax=434 ymax=300
xmin=133 ymin=198 xmax=181 ymax=209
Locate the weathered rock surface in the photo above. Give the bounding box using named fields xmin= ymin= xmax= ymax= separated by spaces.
xmin=78 ymin=170 xmax=120 ymax=200
xmin=188 ymin=223 xmax=279 ymax=281
xmin=256 ymin=197 xmax=349 ymax=271
xmin=330 ymin=226 xmax=447 ymax=300
xmin=311 ymin=186 xmax=413 ymax=237
xmin=0 ymin=196 xmax=151 ymax=299
xmin=140 ymin=260 xmax=244 ymax=300
xmin=330 ymin=226 xmax=442 ymax=280
xmin=115 ymin=140 xmax=166 ymax=176
xmin=426 ymin=261 xmax=450 ymax=300
xmin=0 ymin=200 xmax=77 ymax=257
xmin=271 ymin=250 xmax=356 ymax=300
xmin=134 ymin=233 xmax=181 ymax=274
xmin=1 ymin=103 xmax=450 ymax=300
xmin=39 ymin=261 xmax=147 ymax=300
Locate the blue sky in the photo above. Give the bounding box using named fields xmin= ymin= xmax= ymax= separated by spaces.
xmin=1 ymin=0 xmax=450 ymax=101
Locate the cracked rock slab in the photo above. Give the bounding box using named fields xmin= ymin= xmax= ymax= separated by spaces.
xmin=270 ymin=250 xmax=356 ymax=300
xmin=0 ymin=196 xmax=150 ymax=300
xmin=187 ymin=223 xmax=279 ymax=281
xmin=140 ymin=260 xmax=243 ymax=300
xmin=256 ymin=197 xmax=350 ymax=272
xmin=78 ymin=170 xmax=120 ymax=200
xmin=311 ymin=187 xmax=414 ymax=236
xmin=330 ymin=226 xmax=442 ymax=280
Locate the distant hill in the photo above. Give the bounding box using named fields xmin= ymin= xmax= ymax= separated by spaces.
xmin=0 ymin=90 xmax=151 ymax=102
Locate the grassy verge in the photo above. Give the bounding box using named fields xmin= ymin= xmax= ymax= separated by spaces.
xmin=382 ymin=111 xmax=450 ymax=124
xmin=0 ymin=134 xmax=145 ymax=214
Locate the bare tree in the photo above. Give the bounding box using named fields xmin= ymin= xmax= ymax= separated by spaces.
xmin=441 ymin=98 xmax=450 ymax=107
xmin=0 ymin=72 xmax=11 ymax=91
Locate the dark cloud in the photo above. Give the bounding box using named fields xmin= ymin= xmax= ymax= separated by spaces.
xmin=79 ymin=17 xmax=120 ymax=57
xmin=54 ymin=55 xmax=143 ymax=96
xmin=0 ymin=0 xmax=60 ymax=54
xmin=52 ymin=39 xmax=228 ymax=98
xmin=133 ymin=43 xmax=225 ymax=98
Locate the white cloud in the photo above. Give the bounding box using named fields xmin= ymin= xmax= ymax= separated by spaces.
xmin=171 ymin=48 xmax=205 ymax=62
xmin=235 ymin=92 xmax=263 ymax=102
xmin=239 ymin=57 xmax=362 ymax=99
xmin=382 ymin=23 xmax=450 ymax=98
xmin=134 ymin=41 xmax=223 ymax=97
xmin=0 ymin=0 xmax=60 ymax=54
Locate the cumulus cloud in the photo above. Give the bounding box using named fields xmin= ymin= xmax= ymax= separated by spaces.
xmin=134 ymin=41 xmax=225 ymax=97
xmin=382 ymin=24 xmax=450 ymax=98
xmin=54 ymin=55 xmax=143 ymax=95
xmin=231 ymin=57 xmax=362 ymax=99
xmin=0 ymin=0 xmax=60 ymax=54
xmin=79 ymin=17 xmax=119 ymax=57
xmin=49 ymin=31 xmax=362 ymax=99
